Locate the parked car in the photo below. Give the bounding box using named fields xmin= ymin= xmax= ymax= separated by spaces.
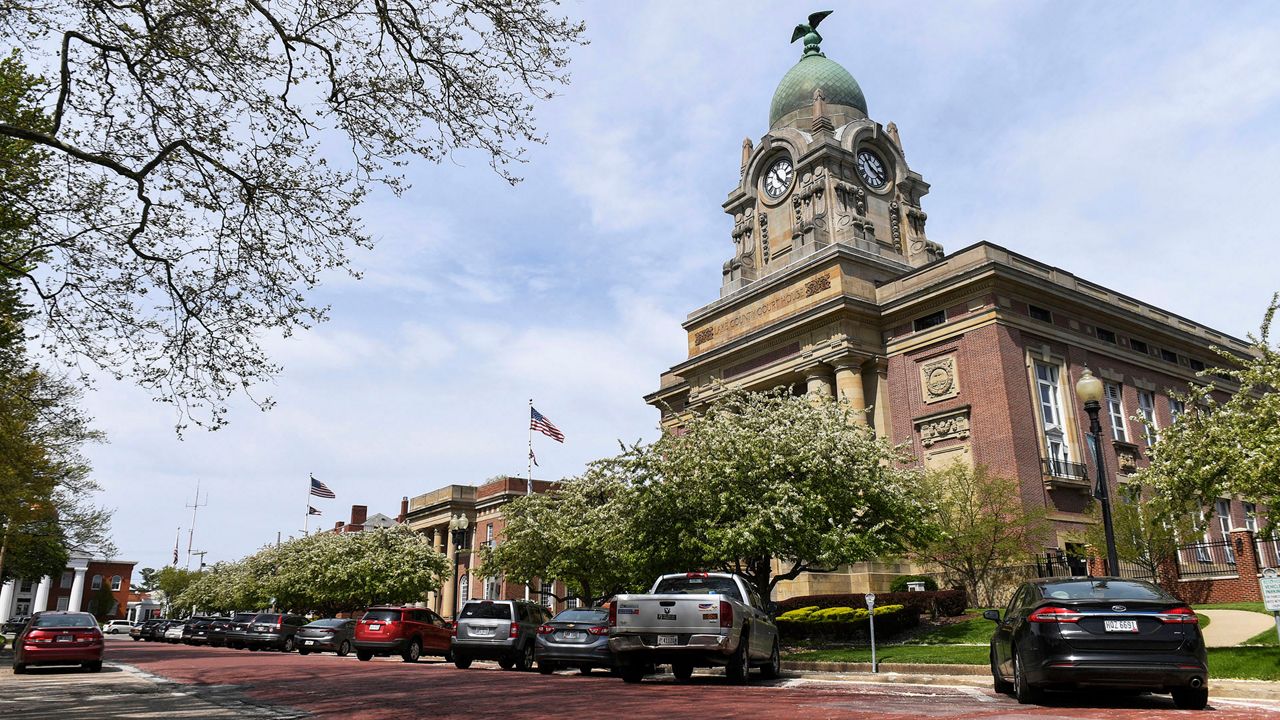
xmin=297 ymin=618 xmax=357 ymax=656
xmin=354 ymin=607 xmax=452 ymax=663
xmin=452 ymin=600 xmax=551 ymax=671
xmin=985 ymin=577 xmax=1208 ymax=709
xmin=13 ymin=611 xmax=104 ymax=673
xmin=133 ymin=618 xmax=168 ymax=641
xmin=182 ymin=616 xmax=222 ymax=645
xmin=221 ymin=612 xmax=261 ymax=649
xmin=162 ymin=619 xmax=187 ymax=643
xmin=608 ymin=572 xmax=780 ymax=684
xmin=3 ymin=615 xmax=31 ymax=635
xmin=535 ymin=606 xmax=615 ymax=674
xmin=102 ymin=619 xmax=134 ymax=634
xmin=242 ymin=613 xmax=307 ymax=652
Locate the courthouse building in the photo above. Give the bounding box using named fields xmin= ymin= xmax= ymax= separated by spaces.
xmin=645 ymin=24 xmax=1256 ymax=597
xmin=0 ymin=551 xmax=137 ymax=622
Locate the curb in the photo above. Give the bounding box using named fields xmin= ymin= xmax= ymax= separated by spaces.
xmin=784 ymin=660 xmax=986 ymax=676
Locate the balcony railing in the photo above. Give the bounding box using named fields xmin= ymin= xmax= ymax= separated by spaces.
xmin=1042 ymin=458 xmax=1088 ymax=480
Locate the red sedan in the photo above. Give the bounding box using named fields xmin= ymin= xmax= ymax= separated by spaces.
xmin=13 ymin=611 xmax=105 ymax=673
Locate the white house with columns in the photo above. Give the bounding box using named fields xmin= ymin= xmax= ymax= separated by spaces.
xmin=1 ymin=551 xmax=136 ymax=623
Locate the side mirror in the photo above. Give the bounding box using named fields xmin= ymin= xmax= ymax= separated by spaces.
xmin=766 ymin=602 xmax=779 ymax=617
xmin=982 ymin=609 xmax=1001 ymax=622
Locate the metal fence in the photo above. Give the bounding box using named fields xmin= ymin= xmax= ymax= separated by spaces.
xmin=1041 ymin=458 xmax=1088 ymax=480
xmin=1175 ymin=539 xmax=1238 ymax=578
xmin=1257 ymin=535 xmax=1280 ymax=571
xmin=1111 ymin=559 xmax=1157 ymax=581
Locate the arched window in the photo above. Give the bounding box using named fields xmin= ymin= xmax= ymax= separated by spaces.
xmin=90 ymin=574 xmax=103 ymax=590
xmin=110 ymin=575 xmax=122 ymax=591
xmin=457 ymin=575 xmax=469 ymax=615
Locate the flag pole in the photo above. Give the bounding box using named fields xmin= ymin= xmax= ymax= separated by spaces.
xmin=527 ymin=399 xmax=534 ymax=494
xmin=303 ymin=474 xmax=311 ymax=535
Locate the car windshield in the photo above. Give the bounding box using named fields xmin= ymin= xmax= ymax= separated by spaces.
xmin=306 ymin=618 xmax=348 ymax=627
xmin=232 ymin=613 xmax=257 ymax=622
xmin=252 ymin=614 xmax=281 ymax=623
xmin=1041 ymin=580 xmax=1171 ymax=601
xmin=362 ymin=610 xmax=401 ymax=622
xmin=34 ymin=613 xmax=97 ymax=628
xmin=652 ymin=576 xmax=743 ymax=601
xmin=553 ymin=609 xmax=608 ymax=624
xmin=460 ymin=602 xmax=512 ymax=620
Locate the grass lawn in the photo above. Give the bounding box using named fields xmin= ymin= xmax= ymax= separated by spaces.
xmin=786 ymin=645 xmax=988 ymax=665
xmin=1193 ymin=602 xmax=1268 ymax=614
xmin=1244 ymin=625 xmax=1279 ymax=646
xmin=1207 ymin=647 xmax=1280 ymax=681
xmin=901 ymin=616 xmax=996 ymax=645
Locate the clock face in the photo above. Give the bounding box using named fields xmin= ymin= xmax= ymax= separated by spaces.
xmin=856 ymin=148 xmax=889 ymax=189
xmin=762 ymin=157 xmax=793 ymax=199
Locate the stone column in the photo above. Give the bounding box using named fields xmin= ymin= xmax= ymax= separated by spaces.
xmin=0 ymin=580 xmax=14 ymax=623
xmin=833 ymin=358 xmax=868 ymax=425
xmin=69 ymin=567 xmax=88 ymax=612
xmin=804 ymin=364 xmax=835 ymax=401
xmin=870 ymin=359 xmax=891 ymax=438
xmin=427 ymin=528 xmax=441 ymax=611
xmin=442 ymin=529 xmax=457 ymax=619
xmin=33 ymin=576 xmax=52 ymax=613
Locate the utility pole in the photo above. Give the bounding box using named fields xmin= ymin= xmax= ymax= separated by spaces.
xmin=185 ymin=480 xmax=208 ymax=570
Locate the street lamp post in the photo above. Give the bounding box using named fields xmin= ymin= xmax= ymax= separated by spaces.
xmin=1076 ymin=368 xmax=1120 ymax=576
xmin=448 ymin=514 xmax=470 ymax=618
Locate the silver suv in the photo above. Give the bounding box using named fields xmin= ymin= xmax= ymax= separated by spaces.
xmin=452 ymin=600 xmax=551 ymax=671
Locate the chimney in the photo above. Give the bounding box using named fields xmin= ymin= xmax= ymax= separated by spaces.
xmin=334 ymin=521 xmax=343 ymax=532
xmin=351 ymin=505 xmax=368 ymax=527
xmin=398 ymin=496 xmax=409 ymax=524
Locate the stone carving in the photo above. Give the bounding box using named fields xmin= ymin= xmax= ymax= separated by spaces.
xmin=889 ymin=200 xmax=903 ymax=253
xmin=919 ymin=354 xmax=960 ymax=403
xmin=694 ymin=327 xmax=714 ymax=346
xmin=916 ymin=408 xmax=971 ymax=447
xmin=740 ymin=137 xmax=753 ymax=179
xmin=811 ymin=88 xmax=834 ymax=134
xmin=804 ymin=274 xmax=832 ymax=297
xmin=759 ymin=211 xmax=770 ymax=260
xmin=731 ymin=205 xmax=755 ymax=266
xmin=885 ymin=121 xmax=904 ymax=157
xmin=1113 ymin=442 xmax=1140 ymax=474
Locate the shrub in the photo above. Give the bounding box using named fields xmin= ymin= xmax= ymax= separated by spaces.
xmin=811 ymin=606 xmax=865 ymax=622
xmin=777 ymin=589 xmax=966 ymax=618
xmin=889 ymin=575 xmax=939 ymax=592
xmin=776 ymin=604 xmax=920 ymax=643
xmin=777 ymin=606 xmax=820 ymax=621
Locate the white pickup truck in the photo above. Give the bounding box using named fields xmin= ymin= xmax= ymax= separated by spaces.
xmin=607 ymin=572 xmax=780 ymax=684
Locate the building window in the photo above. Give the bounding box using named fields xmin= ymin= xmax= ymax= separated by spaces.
xmin=110 ymin=575 xmax=122 ymax=592
xmin=1189 ymin=358 xmax=1205 ymax=372
xmin=1169 ymin=398 xmax=1186 ymax=422
xmin=90 ymin=574 xmax=103 ymax=591
xmin=1216 ymin=499 xmax=1235 ymax=563
xmin=541 ymin=580 xmax=555 ymax=610
xmin=1160 ymin=349 xmax=1179 ymax=364
xmin=483 ymin=576 xmax=499 ymax=601
xmin=1130 ymin=339 xmax=1150 ymax=355
xmin=1034 ymin=361 xmax=1070 ymax=467
xmin=1104 ymin=382 xmax=1127 ymax=442
xmin=60 ymin=571 xmax=73 ymax=589
xmin=1244 ymin=502 xmax=1258 ymax=533
xmin=458 ymin=574 xmax=469 ymax=604
xmin=19 ymin=579 xmax=33 ymax=593
xmin=56 ymin=596 xmax=70 ymax=611
xmin=912 ymin=310 xmax=946 ymax=332
xmin=1096 ymin=327 xmax=1117 ymax=344
xmin=485 ymin=524 xmax=494 ymax=548
xmin=1028 ymin=305 xmax=1053 ymax=323
xmin=1137 ymin=390 xmax=1158 ymax=444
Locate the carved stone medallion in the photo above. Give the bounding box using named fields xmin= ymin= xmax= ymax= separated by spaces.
xmin=919 ymin=354 xmax=959 ymax=403
xmin=915 ymin=407 xmax=971 ymax=447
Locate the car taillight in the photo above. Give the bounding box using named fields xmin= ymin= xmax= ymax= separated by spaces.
xmin=510 ymin=624 xmax=519 ymax=638
xmin=719 ymin=600 xmax=733 ymax=629
xmin=608 ymin=602 xmax=617 ymax=627
xmin=1028 ymin=606 xmax=1082 ymax=623
xmin=25 ymin=630 xmax=53 ymax=643
xmin=450 ymin=624 xmax=458 ymax=637
xmin=537 ymin=625 xmax=554 ymax=635
xmin=1158 ymin=606 xmax=1199 ymax=624
xmin=686 ymin=572 xmax=709 ymax=578
xmin=587 ymin=626 xmax=609 ymax=636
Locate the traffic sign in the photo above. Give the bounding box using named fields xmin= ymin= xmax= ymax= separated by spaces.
xmin=1261 ymin=571 xmax=1280 ymax=612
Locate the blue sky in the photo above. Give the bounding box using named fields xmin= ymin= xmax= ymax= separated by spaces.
xmin=81 ymin=1 xmax=1280 ymax=574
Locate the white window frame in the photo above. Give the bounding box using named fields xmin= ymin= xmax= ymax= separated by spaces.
xmin=1216 ymin=499 xmax=1235 ymax=563
xmin=485 ymin=524 xmax=494 ymax=548
xmin=60 ymin=571 xmax=73 ymax=589
xmin=541 ymin=580 xmax=555 ymax=611
xmin=1169 ymin=398 xmax=1186 ymax=423
xmin=90 ymin=574 xmax=103 ymax=591
xmin=1105 ymin=382 xmax=1127 ymax=442
xmin=1034 ymin=361 xmax=1070 ymax=470
xmin=56 ymin=596 xmax=70 ymax=611
xmin=458 ymin=574 xmax=469 ymax=604
xmin=1137 ymin=390 xmax=1158 ymax=444
xmin=110 ymin=575 xmax=122 ymax=592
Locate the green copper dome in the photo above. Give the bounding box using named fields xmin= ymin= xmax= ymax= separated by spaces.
xmin=769 ymin=53 xmax=867 ymax=128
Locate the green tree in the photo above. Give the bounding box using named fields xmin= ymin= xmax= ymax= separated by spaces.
xmin=151 ymin=566 xmax=200 ymax=616
xmin=624 ymin=389 xmax=934 ymax=600
xmin=1083 ymin=485 xmax=1195 ymax=584
xmin=480 ymin=467 xmax=642 ymax=606
xmin=910 ymin=463 xmax=1050 ymax=607
xmin=0 ymin=2 xmax=586 ymax=430
xmin=1141 ymin=294 xmax=1280 ymax=527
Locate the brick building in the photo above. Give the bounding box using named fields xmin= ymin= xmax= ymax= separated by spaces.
xmin=403 ymin=476 xmax=570 ymax=618
xmin=0 ymin=552 xmax=137 ymax=622
xmin=646 ymin=25 xmax=1258 ymax=598
xmin=329 ymin=504 xmax=398 ymax=534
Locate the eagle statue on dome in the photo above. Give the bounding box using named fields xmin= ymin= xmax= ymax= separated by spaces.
xmin=791 ymin=10 xmax=833 ymax=55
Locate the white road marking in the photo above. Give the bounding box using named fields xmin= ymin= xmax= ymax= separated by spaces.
xmin=956 ymin=686 xmax=995 ymax=703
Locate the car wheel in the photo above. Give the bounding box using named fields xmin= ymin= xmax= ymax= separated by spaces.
xmin=337 ymin=640 xmax=350 ymax=657
xmin=248 ymin=646 xmax=259 ymax=652
xmin=991 ymin=649 xmax=1013 ymax=694
xmin=620 ymin=665 xmax=645 ymax=684
xmin=454 ymin=656 xmax=473 ymax=669
xmin=402 ymin=639 xmax=421 ymax=663
xmin=12 ymin=663 xmax=25 ymax=674
xmin=538 ymin=661 xmax=556 ymax=675
xmin=1012 ymin=649 xmax=1042 ymax=705
xmin=725 ymin=631 xmax=750 ymax=685
xmin=132 ymin=637 xmax=141 ymax=642
xmin=671 ymin=662 xmax=694 ymax=681
xmin=83 ymin=661 xmax=103 ymax=673
xmin=357 ymin=649 xmax=373 ymax=662
xmin=760 ymin=639 xmax=781 ymax=680
xmin=518 ymin=642 xmax=535 ymax=671
xmin=498 ymin=656 xmax=516 ymax=671
xmin=1171 ymin=687 xmax=1209 ymax=710
xmin=298 ymin=648 xmax=310 ymax=656
xmin=283 ymin=636 xmax=296 ymax=653
xmin=579 ymin=666 xmax=592 ymax=675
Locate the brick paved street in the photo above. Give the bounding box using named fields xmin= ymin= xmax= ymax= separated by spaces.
xmin=4 ymin=638 xmax=1280 ymax=719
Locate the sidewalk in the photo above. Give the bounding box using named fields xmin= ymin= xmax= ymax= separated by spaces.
xmin=782 ymin=661 xmax=1280 ymax=703
xmin=1200 ymin=609 xmax=1275 ymax=647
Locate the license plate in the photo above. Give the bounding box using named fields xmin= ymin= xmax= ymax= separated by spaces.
xmin=305 ymin=639 xmax=315 ymax=645
xmin=560 ymin=631 xmax=583 ymax=641
xmin=1104 ymin=619 xmax=1139 ymax=633
xmin=656 ymin=613 xmax=677 ymax=621
xmin=657 ymin=634 xmax=678 ymax=646
xmin=57 ymin=634 xmax=72 ymax=642
xmin=197 ymin=631 xmax=206 ymax=635
xmin=472 ymin=627 xmax=495 ymax=636
xmin=368 ymin=624 xmax=380 ymax=631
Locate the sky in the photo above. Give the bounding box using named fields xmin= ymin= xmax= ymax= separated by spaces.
xmin=74 ymin=1 xmax=1280 ymax=576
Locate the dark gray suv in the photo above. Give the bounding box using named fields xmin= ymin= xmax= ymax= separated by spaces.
xmin=452 ymin=600 xmax=551 ymax=671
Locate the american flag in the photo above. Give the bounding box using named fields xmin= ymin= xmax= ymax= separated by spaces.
xmin=308 ymin=506 xmax=322 ymax=516
xmin=310 ymin=474 xmax=336 ymax=498
xmin=530 ymin=407 xmax=564 ymax=443
xmin=529 ymin=449 xmax=539 ymax=467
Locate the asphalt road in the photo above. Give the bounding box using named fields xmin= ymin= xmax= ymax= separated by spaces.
xmin=5 ymin=636 xmax=1280 ymax=719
